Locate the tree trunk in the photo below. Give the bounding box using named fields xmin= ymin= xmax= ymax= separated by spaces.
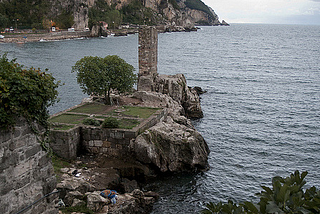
xmin=105 ymin=89 xmax=112 ymax=105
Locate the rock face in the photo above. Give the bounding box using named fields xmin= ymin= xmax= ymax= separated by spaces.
xmin=49 ymin=0 xmax=223 ymax=30
xmin=153 ymin=73 xmax=203 ymax=118
xmin=131 ymin=90 xmax=209 ymax=173
xmin=130 ymin=116 xmax=209 ymax=173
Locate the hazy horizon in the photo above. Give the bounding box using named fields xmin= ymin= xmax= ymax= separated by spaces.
xmin=202 ymin=0 xmax=320 ymax=26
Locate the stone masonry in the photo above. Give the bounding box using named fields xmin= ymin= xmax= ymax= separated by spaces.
xmin=49 ymin=108 xmax=167 ymax=159
xmin=137 ymin=26 xmax=158 ymax=91
xmin=0 ymin=118 xmax=58 ymax=214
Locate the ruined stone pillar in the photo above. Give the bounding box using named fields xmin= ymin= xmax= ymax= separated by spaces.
xmin=138 ymin=26 xmax=158 ymax=91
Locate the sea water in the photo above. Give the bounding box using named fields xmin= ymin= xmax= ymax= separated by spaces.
xmin=1 ymin=24 xmax=319 ymax=213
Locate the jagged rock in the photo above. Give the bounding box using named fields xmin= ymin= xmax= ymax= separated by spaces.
xmin=120 ymin=178 xmax=139 ymax=193
xmin=130 ymin=116 xmax=210 ymax=173
xmin=106 ymin=190 xmax=158 ymax=214
xmin=193 ymin=86 xmax=207 ymax=95
xmin=57 ymin=177 xmax=95 ymax=199
xmin=221 ymin=20 xmax=230 ymax=26
xmin=64 ymin=191 xmax=84 ymax=206
xmin=72 ymin=198 xmax=86 ymax=207
xmin=153 ymin=73 xmax=203 ymax=118
xmin=86 ymin=191 xmax=109 ymax=212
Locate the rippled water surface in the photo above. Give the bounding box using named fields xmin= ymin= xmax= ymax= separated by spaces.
xmin=1 ymin=24 xmax=319 ymax=213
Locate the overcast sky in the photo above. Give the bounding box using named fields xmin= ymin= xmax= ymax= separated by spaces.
xmin=202 ymin=0 xmax=320 ymax=25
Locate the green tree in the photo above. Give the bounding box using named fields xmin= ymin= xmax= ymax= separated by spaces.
xmin=0 ymin=54 xmax=60 ymax=130
xmin=0 ymin=13 xmax=9 ymax=28
xmin=202 ymin=170 xmax=320 ymax=214
xmin=72 ymin=55 xmax=136 ymax=104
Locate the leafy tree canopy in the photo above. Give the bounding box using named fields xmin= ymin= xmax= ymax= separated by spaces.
xmin=72 ymin=55 xmax=136 ymax=104
xmin=0 ymin=54 xmax=60 ymax=130
xmin=202 ymin=170 xmax=320 ymax=214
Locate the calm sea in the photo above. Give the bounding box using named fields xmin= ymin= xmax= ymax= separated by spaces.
xmin=1 ymin=24 xmax=319 ymax=213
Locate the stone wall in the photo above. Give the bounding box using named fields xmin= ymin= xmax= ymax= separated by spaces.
xmin=50 ymin=109 xmax=167 ymax=159
xmin=138 ymin=26 xmax=158 ymax=92
xmin=0 ymin=118 xmax=58 ymax=214
xmin=49 ymin=126 xmax=81 ymax=160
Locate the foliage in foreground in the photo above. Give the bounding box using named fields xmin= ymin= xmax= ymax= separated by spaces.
xmin=0 ymin=54 xmax=60 ymax=130
xmin=202 ymin=171 xmax=320 ymax=214
xmin=72 ymin=55 xmax=136 ymax=105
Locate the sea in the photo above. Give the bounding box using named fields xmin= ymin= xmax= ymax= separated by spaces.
xmin=1 ymin=24 xmax=319 ymax=213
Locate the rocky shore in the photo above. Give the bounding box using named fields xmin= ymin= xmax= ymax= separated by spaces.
xmin=51 ymin=73 xmax=209 ymax=213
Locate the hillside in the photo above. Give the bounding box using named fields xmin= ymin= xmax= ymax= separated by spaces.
xmin=0 ymin=0 xmax=226 ymax=31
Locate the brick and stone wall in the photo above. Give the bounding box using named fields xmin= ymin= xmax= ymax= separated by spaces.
xmin=50 ymin=109 xmax=167 ymax=159
xmin=49 ymin=126 xmax=81 ymax=160
xmin=0 ymin=118 xmax=58 ymax=214
xmin=138 ymin=26 xmax=158 ymax=91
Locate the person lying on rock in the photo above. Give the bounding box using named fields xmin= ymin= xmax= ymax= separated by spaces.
xmin=100 ymin=189 xmax=118 ymax=204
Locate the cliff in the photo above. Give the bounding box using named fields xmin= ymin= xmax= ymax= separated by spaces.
xmin=0 ymin=0 xmax=225 ymax=31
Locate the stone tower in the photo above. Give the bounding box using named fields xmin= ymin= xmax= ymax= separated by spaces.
xmin=137 ymin=26 xmax=158 ymax=91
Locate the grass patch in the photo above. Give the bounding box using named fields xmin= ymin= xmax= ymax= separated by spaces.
xmin=69 ymin=103 xmax=109 ymax=114
xmin=51 ymin=124 xmax=75 ymax=130
xmin=120 ymin=106 xmax=161 ymax=119
xmin=119 ymin=118 xmax=140 ymax=129
xmin=49 ymin=114 xmax=88 ymax=124
xmin=60 ymin=204 xmax=94 ymax=214
xmin=51 ymin=155 xmax=72 ymax=182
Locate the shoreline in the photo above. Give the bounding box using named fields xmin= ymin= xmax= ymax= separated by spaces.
xmin=0 ymin=25 xmax=200 ymax=44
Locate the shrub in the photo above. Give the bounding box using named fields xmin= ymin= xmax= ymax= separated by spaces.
xmin=202 ymin=170 xmax=320 ymax=214
xmin=83 ymin=118 xmax=101 ymax=126
xmin=0 ymin=54 xmax=60 ymax=130
xmin=102 ymin=117 xmax=119 ymax=128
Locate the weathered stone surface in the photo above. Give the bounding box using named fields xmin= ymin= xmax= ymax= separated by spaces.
xmin=130 ymin=116 xmax=209 ymax=173
xmin=153 ymin=73 xmax=203 ymax=118
xmin=86 ymin=191 xmax=109 ymax=212
xmin=106 ymin=189 xmax=158 ymax=214
xmin=0 ymin=117 xmax=58 ymax=214
xmin=64 ymin=190 xmax=84 ymax=206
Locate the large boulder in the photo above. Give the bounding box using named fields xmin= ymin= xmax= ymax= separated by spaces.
xmin=130 ymin=116 xmax=209 ymax=173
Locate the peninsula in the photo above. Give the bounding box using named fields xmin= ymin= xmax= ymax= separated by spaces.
xmin=0 ymin=26 xmax=209 ymax=214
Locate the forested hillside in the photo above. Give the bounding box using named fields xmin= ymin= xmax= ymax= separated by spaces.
xmin=0 ymin=0 xmax=223 ymax=30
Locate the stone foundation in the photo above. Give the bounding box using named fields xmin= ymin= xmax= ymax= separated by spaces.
xmin=0 ymin=118 xmax=58 ymax=214
xmin=49 ymin=108 xmax=167 ymax=159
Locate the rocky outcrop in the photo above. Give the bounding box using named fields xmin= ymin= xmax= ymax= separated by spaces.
xmin=131 ymin=90 xmax=209 ymax=173
xmin=142 ymin=73 xmax=203 ymax=118
xmin=130 ymin=116 xmax=209 ymax=173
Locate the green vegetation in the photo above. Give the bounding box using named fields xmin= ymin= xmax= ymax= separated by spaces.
xmin=82 ymin=118 xmax=101 ymax=126
xmin=51 ymin=155 xmax=71 ymax=182
xmin=120 ymin=106 xmax=160 ymax=119
xmin=88 ymin=0 xmax=122 ymax=29
xmin=121 ymin=0 xmax=158 ymax=25
xmin=102 ymin=117 xmax=119 ymax=128
xmin=51 ymin=124 xmax=75 ymax=131
xmin=202 ymin=170 xmax=320 ymax=214
xmin=0 ymin=54 xmax=60 ymax=130
xmin=0 ymin=0 xmax=74 ymax=30
xmin=69 ymin=103 xmax=108 ymax=114
xmin=72 ymin=55 xmax=136 ymax=105
xmin=184 ymin=0 xmax=214 ymax=18
xmin=119 ymin=118 xmax=140 ymax=129
xmin=49 ymin=114 xmax=88 ymax=124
